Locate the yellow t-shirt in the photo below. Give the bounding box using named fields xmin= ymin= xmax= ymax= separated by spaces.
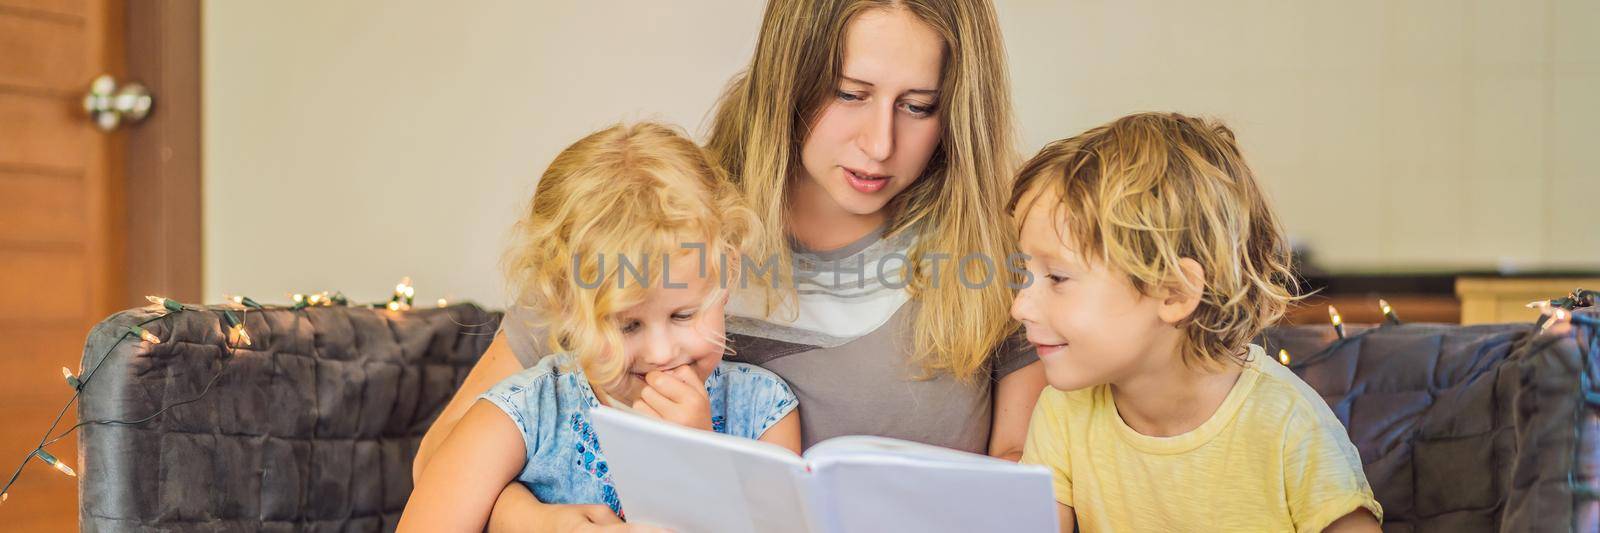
xmin=1020 ymin=344 xmax=1381 ymax=532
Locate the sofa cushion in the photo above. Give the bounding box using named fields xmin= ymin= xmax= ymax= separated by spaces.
xmin=1260 ymin=309 xmax=1599 ymax=532
xmin=75 ymin=304 xmax=499 ymax=532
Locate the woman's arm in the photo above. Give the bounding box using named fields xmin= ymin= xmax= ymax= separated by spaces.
xmin=485 ymin=481 xmax=655 ymax=533
xmin=757 ymin=410 xmax=802 ymax=454
xmin=404 ymin=401 xmax=656 ymax=533
xmin=988 ymin=361 xmax=1046 ymax=461
xmin=417 ymin=333 xmax=586 ymax=530
xmin=1056 ymin=503 xmax=1076 ymax=533
xmin=400 ymin=401 xmax=536 ymax=532
xmin=415 ymin=333 xmax=524 ymax=481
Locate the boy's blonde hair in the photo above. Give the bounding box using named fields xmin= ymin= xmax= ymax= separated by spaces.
xmin=1008 ymin=112 xmax=1296 ymax=366
xmin=504 ymin=122 xmax=756 ymax=387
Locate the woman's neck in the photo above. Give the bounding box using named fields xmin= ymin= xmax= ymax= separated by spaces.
xmin=1109 ymin=342 xmax=1243 ymax=438
xmin=786 ymin=177 xmax=888 ymax=252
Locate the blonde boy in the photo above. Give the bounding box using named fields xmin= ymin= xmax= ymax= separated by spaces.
xmin=1011 ymin=113 xmax=1381 ymax=532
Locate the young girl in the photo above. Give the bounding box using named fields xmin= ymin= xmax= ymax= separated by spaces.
xmin=399 ymin=123 xmax=801 ymax=532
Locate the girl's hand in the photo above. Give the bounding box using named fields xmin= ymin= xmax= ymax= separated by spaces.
xmin=630 ymin=365 xmax=712 ymax=431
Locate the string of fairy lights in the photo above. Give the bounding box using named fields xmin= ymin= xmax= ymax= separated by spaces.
xmin=1274 ymin=298 xmax=1400 ymax=366
xmin=0 ymin=285 xmax=1593 ymax=504
xmin=0 ymin=278 xmax=449 ymax=505
xmin=1269 ymin=292 xmax=1594 ymax=367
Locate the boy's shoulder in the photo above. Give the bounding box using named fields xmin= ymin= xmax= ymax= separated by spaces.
xmin=1235 ymin=345 xmax=1348 ymax=435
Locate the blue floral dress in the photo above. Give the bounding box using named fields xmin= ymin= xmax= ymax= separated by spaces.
xmin=479 ymin=353 xmax=798 ymax=517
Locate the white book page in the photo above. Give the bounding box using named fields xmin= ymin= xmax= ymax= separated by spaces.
xmin=804 ymin=435 xmax=1013 ymax=466
xmin=804 ymin=436 xmax=1059 ymax=533
xmin=587 ymin=406 xmax=817 ymax=533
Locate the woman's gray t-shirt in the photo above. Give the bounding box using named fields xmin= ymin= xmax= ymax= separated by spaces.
xmin=496 ymin=226 xmax=1037 ymax=454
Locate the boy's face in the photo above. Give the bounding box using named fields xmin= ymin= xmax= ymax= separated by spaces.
xmin=1010 ymin=186 xmax=1174 ymax=391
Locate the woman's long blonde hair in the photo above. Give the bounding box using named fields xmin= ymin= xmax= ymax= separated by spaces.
xmin=706 ymin=0 xmax=1019 ymax=382
xmin=504 ymin=122 xmax=755 ymax=388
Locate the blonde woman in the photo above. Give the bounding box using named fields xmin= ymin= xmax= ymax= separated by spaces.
xmin=417 ymin=1 xmax=1044 ymax=530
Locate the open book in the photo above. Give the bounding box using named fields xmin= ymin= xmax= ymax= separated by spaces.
xmin=588 ymin=405 xmax=1059 ymax=533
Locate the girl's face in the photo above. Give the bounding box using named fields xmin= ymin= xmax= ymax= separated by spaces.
xmin=796 ymin=7 xmax=945 ymax=219
xmin=602 ymin=253 xmax=728 ymax=404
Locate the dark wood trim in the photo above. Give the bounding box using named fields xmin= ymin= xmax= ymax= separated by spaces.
xmin=123 ymin=0 xmax=200 ymax=305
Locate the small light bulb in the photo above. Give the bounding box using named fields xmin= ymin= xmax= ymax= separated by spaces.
xmin=61 ymin=367 xmax=74 ymax=380
xmin=1327 ymin=305 xmax=1347 ymax=339
xmin=1542 ymin=308 xmax=1572 ymax=333
xmin=227 ymin=324 xmax=253 ymax=347
xmin=292 ymin=294 xmax=305 ymax=304
xmin=1278 ymin=349 xmax=1290 ymax=365
xmin=386 ymin=301 xmax=401 ymax=311
xmin=404 ymin=286 xmax=415 ymax=298
xmin=37 ymin=450 xmax=76 ymax=478
xmin=145 ymin=295 xmax=184 ymax=313
xmin=1378 ymin=298 xmax=1403 ymax=325
xmin=131 ymin=325 xmax=161 ymax=344
xmin=437 ymin=298 xmax=448 ymax=308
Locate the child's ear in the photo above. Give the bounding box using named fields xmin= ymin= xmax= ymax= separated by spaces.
xmin=1156 ymin=258 xmax=1206 ymax=325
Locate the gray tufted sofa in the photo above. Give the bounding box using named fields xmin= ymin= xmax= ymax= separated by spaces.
xmin=75 ymin=303 xmax=499 ymax=532
xmin=73 ymin=303 xmax=1599 ymax=531
xmin=1257 ymin=312 xmax=1600 ymax=532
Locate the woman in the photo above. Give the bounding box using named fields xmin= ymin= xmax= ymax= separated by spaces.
xmin=416 ymin=1 xmax=1044 ymax=530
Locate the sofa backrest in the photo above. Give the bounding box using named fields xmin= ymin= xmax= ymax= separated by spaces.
xmin=76 ymin=304 xmax=499 ymax=532
xmin=73 ymin=303 xmax=1599 ymax=531
xmin=1261 ymin=313 xmax=1599 ymax=532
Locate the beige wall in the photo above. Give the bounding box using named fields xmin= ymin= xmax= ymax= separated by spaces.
xmin=1000 ymin=0 xmax=1600 ymax=274
xmin=204 ymin=1 xmax=1600 ymax=307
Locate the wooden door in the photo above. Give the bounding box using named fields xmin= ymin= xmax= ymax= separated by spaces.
xmin=0 ymin=0 xmax=123 ymax=529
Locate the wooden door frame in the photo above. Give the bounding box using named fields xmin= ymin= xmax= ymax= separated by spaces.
xmin=123 ymin=0 xmax=201 ymax=305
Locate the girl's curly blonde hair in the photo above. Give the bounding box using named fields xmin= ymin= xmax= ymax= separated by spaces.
xmin=503 ymin=122 xmax=756 ymax=388
xmin=1008 ymin=112 xmax=1298 ymax=366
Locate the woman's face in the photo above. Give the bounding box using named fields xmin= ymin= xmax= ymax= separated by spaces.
xmin=797 ymin=7 xmax=945 ymax=218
